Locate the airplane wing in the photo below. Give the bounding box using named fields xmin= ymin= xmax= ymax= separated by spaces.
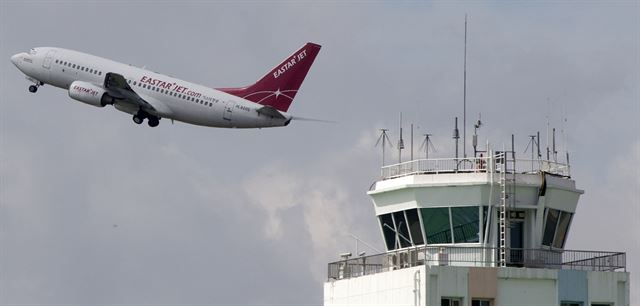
xmin=256 ymin=105 xmax=287 ymax=119
xmin=103 ymin=72 xmax=156 ymax=112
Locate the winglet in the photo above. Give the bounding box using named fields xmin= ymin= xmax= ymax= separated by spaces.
xmin=217 ymin=42 xmax=321 ymax=112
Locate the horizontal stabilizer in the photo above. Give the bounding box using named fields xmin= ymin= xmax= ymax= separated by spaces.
xmin=256 ymin=105 xmax=286 ymax=119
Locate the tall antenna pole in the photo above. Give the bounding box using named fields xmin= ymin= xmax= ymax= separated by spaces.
xmin=536 ymin=131 xmax=541 ymax=159
xmin=463 ymin=14 xmax=468 ymax=158
xmin=410 ymin=123 xmax=414 ymax=161
xmin=552 ymin=128 xmax=557 ymax=162
xmin=453 ymin=117 xmax=460 ymax=160
xmin=398 ymin=113 xmax=404 ymax=164
xmin=546 ymin=98 xmax=550 ymax=160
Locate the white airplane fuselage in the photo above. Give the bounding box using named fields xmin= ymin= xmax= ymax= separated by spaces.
xmin=10 ymin=47 xmax=297 ymax=128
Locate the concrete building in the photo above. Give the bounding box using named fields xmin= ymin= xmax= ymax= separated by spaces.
xmin=324 ymin=150 xmax=629 ymax=306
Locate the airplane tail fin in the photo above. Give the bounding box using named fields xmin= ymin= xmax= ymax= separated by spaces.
xmin=217 ymin=42 xmax=321 ymax=112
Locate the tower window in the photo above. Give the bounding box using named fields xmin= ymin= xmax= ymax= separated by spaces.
xmin=422 ymin=207 xmax=452 ymax=244
xmin=380 ymin=213 xmax=397 ymax=250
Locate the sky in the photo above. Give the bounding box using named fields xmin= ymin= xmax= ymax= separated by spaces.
xmin=0 ymin=1 xmax=638 ymax=305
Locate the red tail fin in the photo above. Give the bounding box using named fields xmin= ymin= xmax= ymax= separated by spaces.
xmin=217 ymin=42 xmax=321 ymax=112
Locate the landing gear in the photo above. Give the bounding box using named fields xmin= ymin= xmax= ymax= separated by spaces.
xmin=132 ymin=114 xmax=144 ymax=125
xmin=28 ymin=81 xmax=43 ymax=93
xmin=148 ymin=117 xmax=160 ymax=127
xmin=132 ymin=111 xmax=160 ymax=127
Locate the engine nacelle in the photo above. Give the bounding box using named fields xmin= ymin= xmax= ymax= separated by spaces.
xmin=68 ymin=81 xmax=110 ymax=107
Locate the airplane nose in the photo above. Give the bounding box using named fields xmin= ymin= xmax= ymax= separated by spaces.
xmin=10 ymin=53 xmax=21 ymax=66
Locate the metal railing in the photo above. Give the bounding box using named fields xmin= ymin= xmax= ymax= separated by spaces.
xmin=380 ymin=156 xmax=570 ymax=180
xmin=327 ymin=246 xmax=625 ymax=280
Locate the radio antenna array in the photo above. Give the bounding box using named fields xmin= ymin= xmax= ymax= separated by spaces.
xmin=375 ymin=129 xmax=393 ymax=167
xmin=419 ymin=133 xmax=437 ymax=159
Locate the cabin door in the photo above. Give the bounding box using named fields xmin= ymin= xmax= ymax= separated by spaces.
xmin=223 ymin=101 xmax=235 ymax=121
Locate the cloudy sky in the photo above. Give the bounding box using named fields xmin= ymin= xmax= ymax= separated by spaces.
xmin=1 ymin=1 xmax=638 ymax=305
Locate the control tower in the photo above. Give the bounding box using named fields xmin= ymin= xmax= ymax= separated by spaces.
xmin=324 ymin=143 xmax=629 ymax=306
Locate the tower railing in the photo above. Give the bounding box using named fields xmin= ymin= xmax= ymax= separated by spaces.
xmin=327 ymin=246 xmax=625 ymax=280
xmin=380 ymin=156 xmax=570 ymax=180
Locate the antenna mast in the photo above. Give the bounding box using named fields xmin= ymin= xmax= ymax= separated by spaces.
xmin=463 ymin=14 xmax=468 ymax=158
xmin=375 ymin=129 xmax=393 ymax=166
xmin=420 ymin=133 xmax=437 ymax=159
xmin=398 ymin=113 xmax=405 ymax=164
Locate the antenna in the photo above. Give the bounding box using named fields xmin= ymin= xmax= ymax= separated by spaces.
xmin=410 ymin=124 xmax=414 ymax=161
xmin=398 ymin=113 xmax=404 ymax=164
xmin=473 ymin=113 xmax=482 ymax=157
xmin=420 ymin=133 xmax=437 ymax=159
xmin=463 ymin=14 xmax=468 ymax=158
xmin=546 ymin=98 xmax=551 ymax=160
xmin=524 ymin=135 xmax=538 ymax=171
xmin=375 ymin=129 xmax=393 ymax=166
xmin=536 ymin=131 xmax=541 ymax=159
xmin=453 ymin=117 xmax=460 ymax=160
xmin=552 ymin=127 xmax=557 ymax=162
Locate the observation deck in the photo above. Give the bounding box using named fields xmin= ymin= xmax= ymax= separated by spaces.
xmin=328 ymin=246 xmax=626 ymax=280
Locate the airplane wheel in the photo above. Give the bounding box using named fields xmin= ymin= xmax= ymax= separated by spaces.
xmin=148 ymin=117 xmax=159 ymax=127
xmin=28 ymin=85 xmax=37 ymax=93
xmin=132 ymin=115 xmax=144 ymax=125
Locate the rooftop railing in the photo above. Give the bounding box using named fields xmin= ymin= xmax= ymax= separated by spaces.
xmin=327 ymin=246 xmax=625 ymax=280
xmin=380 ymin=156 xmax=570 ymax=180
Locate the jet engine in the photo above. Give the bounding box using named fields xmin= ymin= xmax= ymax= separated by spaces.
xmin=68 ymin=81 xmax=112 ymax=107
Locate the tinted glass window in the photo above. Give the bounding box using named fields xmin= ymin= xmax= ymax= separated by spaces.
xmin=392 ymin=211 xmax=411 ymax=248
xmin=452 ymin=206 xmax=480 ymax=243
xmin=542 ymin=208 xmax=559 ymax=246
xmin=422 ymin=208 xmax=451 ymax=244
xmin=380 ymin=213 xmax=396 ymax=250
xmin=553 ymin=212 xmax=572 ymax=248
xmin=405 ymin=209 xmax=424 ymax=245
xmin=482 ymin=206 xmax=489 ymax=242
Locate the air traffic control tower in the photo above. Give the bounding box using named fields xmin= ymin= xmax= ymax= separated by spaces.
xmin=324 ymin=142 xmax=629 ymax=306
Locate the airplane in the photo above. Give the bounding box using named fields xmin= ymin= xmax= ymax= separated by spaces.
xmin=10 ymin=43 xmax=321 ymax=128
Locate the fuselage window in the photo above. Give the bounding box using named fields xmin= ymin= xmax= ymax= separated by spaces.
xmin=55 ymin=60 xmax=59 ymax=64
xmin=133 ymin=81 xmax=137 ymax=86
xmin=72 ymin=64 xmax=76 ymax=68
xmin=98 ymin=71 xmax=102 ymax=75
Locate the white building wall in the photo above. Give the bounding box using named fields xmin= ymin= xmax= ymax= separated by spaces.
xmin=497 ymin=278 xmax=557 ymax=306
xmin=324 ymin=266 xmax=426 ymax=306
xmin=588 ymin=271 xmax=630 ymax=306
xmin=324 ymin=266 xmax=629 ymax=306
